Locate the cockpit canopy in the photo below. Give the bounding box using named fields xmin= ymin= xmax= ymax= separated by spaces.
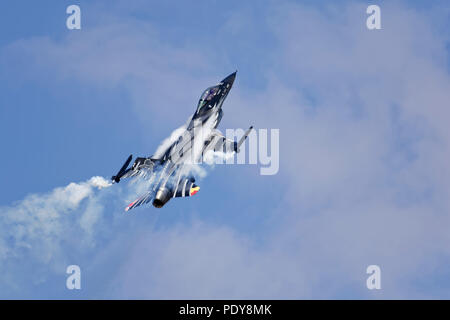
xmin=196 ymin=86 xmax=220 ymax=115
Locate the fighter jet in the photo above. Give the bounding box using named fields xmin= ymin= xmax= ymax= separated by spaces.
xmin=111 ymin=72 xmax=253 ymax=210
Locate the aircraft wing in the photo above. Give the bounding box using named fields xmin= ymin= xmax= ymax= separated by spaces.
xmin=204 ymin=126 xmax=253 ymax=154
xmin=206 ymin=131 xmax=237 ymax=154
xmin=113 ymin=155 xmax=158 ymax=183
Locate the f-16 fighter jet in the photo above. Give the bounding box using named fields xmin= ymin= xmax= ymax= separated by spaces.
xmin=111 ymin=72 xmax=253 ymax=210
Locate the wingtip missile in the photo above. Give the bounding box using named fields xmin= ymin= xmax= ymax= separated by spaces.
xmin=235 ymin=126 xmax=254 ymax=152
xmin=112 ymin=154 xmax=133 ymax=183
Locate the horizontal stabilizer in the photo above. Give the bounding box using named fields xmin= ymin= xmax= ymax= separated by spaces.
xmin=125 ymin=191 xmax=153 ymax=212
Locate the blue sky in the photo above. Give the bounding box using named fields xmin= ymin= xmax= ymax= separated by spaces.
xmin=1 ymin=0 xmax=450 ymax=299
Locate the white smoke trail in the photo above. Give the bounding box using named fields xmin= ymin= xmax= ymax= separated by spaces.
xmin=0 ymin=175 xmax=164 ymax=297
xmin=89 ymin=176 xmax=113 ymax=189
xmin=153 ymin=125 xmax=187 ymax=159
xmin=0 ymin=176 xmax=113 ymax=270
xmin=0 ymin=116 xmax=231 ymax=294
xmin=182 ymin=115 xmax=218 ymax=179
xmin=203 ymin=149 xmax=235 ymax=166
xmin=151 ymin=114 xmax=228 ymax=181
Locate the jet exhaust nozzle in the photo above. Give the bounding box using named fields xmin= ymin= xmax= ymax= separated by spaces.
xmin=153 ymin=186 xmax=171 ymax=208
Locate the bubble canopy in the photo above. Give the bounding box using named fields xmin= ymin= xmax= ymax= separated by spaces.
xmin=196 ymin=86 xmax=219 ymax=114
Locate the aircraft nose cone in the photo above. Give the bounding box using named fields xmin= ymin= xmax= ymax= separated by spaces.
xmin=222 ymin=71 xmax=237 ymax=85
